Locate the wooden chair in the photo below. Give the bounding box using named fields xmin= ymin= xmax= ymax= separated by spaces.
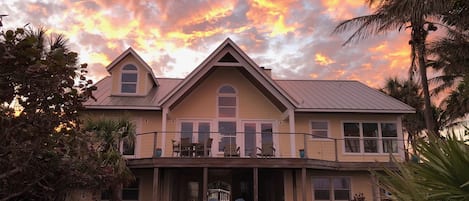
xmin=171 ymin=139 xmax=181 ymax=157
xmin=223 ymin=143 xmax=240 ymax=157
xmin=180 ymin=137 xmax=193 ymax=157
xmin=195 ymin=138 xmax=213 ymax=157
xmin=257 ymin=143 xmax=276 ymax=158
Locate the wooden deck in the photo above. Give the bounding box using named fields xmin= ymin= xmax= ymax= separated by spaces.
xmin=127 ymin=157 xmax=396 ymax=171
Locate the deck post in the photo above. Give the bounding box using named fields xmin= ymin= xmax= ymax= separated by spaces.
xmin=153 ymin=167 xmax=159 ymax=201
xmin=203 ymin=167 xmax=208 ymax=201
xmin=301 ymin=168 xmax=306 ymax=201
xmin=254 ymin=168 xmax=258 ymax=201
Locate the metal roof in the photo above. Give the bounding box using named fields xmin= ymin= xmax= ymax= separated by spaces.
xmin=276 ymin=80 xmax=415 ymax=113
xmin=84 ymin=77 xmax=181 ymax=110
xmin=85 ymin=77 xmax=414 ymax=113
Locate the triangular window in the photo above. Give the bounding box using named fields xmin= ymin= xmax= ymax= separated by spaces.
xmin=218 ymin=53 xmax=238 ymax=63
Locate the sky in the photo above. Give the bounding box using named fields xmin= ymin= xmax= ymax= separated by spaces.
xmin=2 ymin=0 xmax=415 ymax=89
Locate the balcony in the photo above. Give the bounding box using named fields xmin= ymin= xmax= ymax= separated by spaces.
xmin=126 ymin=131 xmax=404 ymax=168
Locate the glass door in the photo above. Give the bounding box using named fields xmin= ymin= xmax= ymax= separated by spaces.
xmin=242 ymin=122 xmax=273 ymax=157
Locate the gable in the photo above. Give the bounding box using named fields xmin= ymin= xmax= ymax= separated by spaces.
xmin=160 ymin=38 xmax=296 ymax=112
xmin=106 ymin=48 xmax=158 ymax=96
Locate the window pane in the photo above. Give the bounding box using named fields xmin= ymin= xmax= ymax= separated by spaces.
xmin=345 ymin=139 xmax=360 ymax=153
xmin=261 ymin=123 xmax=273 ymax=144
xmin=313 ymin=178 xmax=330 ymax=200
xmin=334 ymin=190 xmax=350 ymax=200
xmin=219 ymin=108 xmax=236 ymax=117
xmin=315 ymin=190 xmax=330 ymax=200
xmin=244 ymin=123 xmax=256 ymax=156
xmin=219 ymin=122 xmax=236 ymax=135
xmin=219 ymin=121 xmax=236 ymax=152
xmin=121 ymin=84 xmax=136 ymax=93
xmin=219 ymin=97 xmax=236 ymax=106
xmin=383 ymin=139 xmax=398 ymax=153
xmin=219 ymin=85 xmax=236 ymax=94
xmin=363 ymin=123 xmax=378 ymax=137
xmin=122 ymin=138 xmax=135 ymax=155
xmin=122 ymin=179 xmax=139 ymax=200
xmin=344 ymin=123 xmax=360 ymax=137
xmin=123 ymin=64 xmax=137 ymax=70
xmin=333 ymin=178 xmax=350 ymax=200
xmin=364 ymin=139 xmax=378 ymax=153
xmin=198 ymin=123 xmax=210 ymax=143
xmin=122 ymin=73 xmax=137 ymax=82
xmin=181 ymin=122 xmax=193 ymax=141
xmin=312 ymin=131 xmax=328 ymax=138
xmin=311 ymin=121 xmax=328 ymax=129
xmin=382 ymin=123 xmax=397 ymax=137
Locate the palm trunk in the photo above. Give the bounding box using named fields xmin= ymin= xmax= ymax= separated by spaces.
xmin=413 ymin=25 xmax=437 ymax=136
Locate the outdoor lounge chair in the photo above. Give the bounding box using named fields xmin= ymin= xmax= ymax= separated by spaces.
xmin=195 ymin=138 xmax=213 ymax=157
xmin=257 ymin=143 xmax=276 ymax=157
xmin=223 ymin=143 xmax=240 ymax=157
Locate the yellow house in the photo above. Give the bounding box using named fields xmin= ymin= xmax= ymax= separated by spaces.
xmin=84 ymin=38 xmax=414 ymax=201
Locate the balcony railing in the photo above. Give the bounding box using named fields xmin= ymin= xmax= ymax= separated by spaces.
xmin=131 ymin=131 xmax=405 ymax=162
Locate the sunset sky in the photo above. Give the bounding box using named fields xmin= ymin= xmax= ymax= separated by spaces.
xmin=3 ymin=0 xmax=416 ymax=88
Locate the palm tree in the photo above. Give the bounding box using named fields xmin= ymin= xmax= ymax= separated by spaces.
xmin=84 ymin=116 xmax=136 ymax=201
xmin=375 ymin=130 xmax=469 ymax=200
xmin=440 ymin=75 xmax=469 ymax=125
xmin=333 ymin=0 xmax=453 ymax=135
xmin=380 ymin=77 xmax=426 ymax=158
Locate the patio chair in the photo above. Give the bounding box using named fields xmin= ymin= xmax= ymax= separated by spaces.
xmin=180 ymin=137 xmax=193 ymax=157
xmin=195 ymin=138 xmax=213 ymax=157
xmin=223 ymin=143 xmax=240 ymax=157
xmin=257 ymin=143 xmax=276 ymax=157
xmin=172 ymin=139 xmax=181 ymax=157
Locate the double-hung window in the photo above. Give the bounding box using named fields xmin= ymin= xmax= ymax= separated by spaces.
xmin=217 ymin=85 xmax=237 ymax=152
xmin=121 ymin=64 xmax=138 ymax=93
xmin=310 ymin=121 xmax=329 ymax=139
xmin=312 ymin=177 xmax=351 ymax=201
xmin=343 ymin=122 xmax=398 ymax=153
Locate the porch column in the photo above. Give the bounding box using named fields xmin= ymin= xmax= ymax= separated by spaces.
xmin=288 ymin=109 xmax=296 ymax=157
xmin=161 ymin=107 xmax=168 ymax=156
xmin=203 ymin=167 xmax=208 ymax=201
xmin=253 ymin=168 xmax=258 ymax=201
xmin=301 ymin=168 xmax=306 ymax=201
xmin=153 ymin=167 xmax=159 ymax=201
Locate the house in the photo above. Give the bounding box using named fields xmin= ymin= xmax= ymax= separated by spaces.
xmin=84 ymin=38 xmax=414 ymax=201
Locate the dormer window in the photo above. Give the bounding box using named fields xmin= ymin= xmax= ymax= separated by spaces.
xmin=121 ymin=64 xmax=138 ymax=93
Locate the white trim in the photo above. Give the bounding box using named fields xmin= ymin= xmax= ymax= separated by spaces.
xmin=240 ymin=120 xmax=277 ymax=157
xmin=341 ymin=120 xmax=401 ymax=155
xmin=309 ymin=120 xmax=331 ymax=140
xmin=217 ymin=84 xmax=238 ymax=118
xmin=119 ymin=63 xmax=139 ymax=95
xmin=312 ymin=176 xmax=352 ymax=201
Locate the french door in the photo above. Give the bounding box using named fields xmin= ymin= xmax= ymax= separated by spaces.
xmin=242 ymin=122 xmax=274 ymax=157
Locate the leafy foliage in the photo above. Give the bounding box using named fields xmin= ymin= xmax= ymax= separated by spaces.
xmin=333 ymin=0 xmax=461 ymax=135
xmin=84 ymin=116 xmax=136 ymax=201
xmin=0 ymin=28 xmax=98 ymax=200
xmin=375 ymin=131 xmax=469 ymax=200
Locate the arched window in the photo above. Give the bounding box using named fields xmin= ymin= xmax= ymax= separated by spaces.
xmin=218 ymin=85 xmax=236 ymax=118
xmin=121 ymin=64 xmax=138 ymax=93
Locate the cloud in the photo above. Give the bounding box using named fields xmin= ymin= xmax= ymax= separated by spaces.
xmin=2 ymin=0 xmax=423 ymax=91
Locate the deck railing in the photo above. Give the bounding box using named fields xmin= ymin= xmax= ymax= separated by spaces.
xmin=131 ymin=131 xmax=406 ymax=162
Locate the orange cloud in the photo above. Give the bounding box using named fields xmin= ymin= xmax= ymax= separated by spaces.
xmin=321 ymin=0 xmax=366 ymax=20
xmin=246 ymin=0 xmax=299 ymax=36
xmin=315 ymin=53 xmax=335 ymax=66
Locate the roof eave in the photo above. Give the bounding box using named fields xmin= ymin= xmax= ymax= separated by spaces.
xmin=295 ymin=108 xmax=416 ymax=114
xmin=84 ymin=105 xmax=162 ymax=111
